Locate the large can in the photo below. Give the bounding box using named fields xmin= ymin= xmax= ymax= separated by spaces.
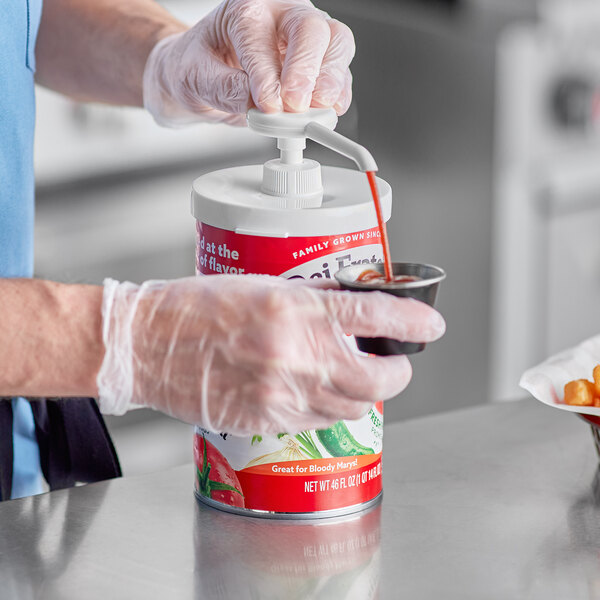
xmin=191 ymin=109 xmax=392 ymax=518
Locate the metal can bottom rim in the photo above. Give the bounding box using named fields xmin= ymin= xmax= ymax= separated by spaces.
xmin=194 ymin=490 xmax=383 ymax=520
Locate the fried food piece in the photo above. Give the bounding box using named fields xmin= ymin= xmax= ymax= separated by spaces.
xmin=593 ymin=365 xmax=600 ymax=398
xmin=564 ymin=379 xmax=596 ymax=406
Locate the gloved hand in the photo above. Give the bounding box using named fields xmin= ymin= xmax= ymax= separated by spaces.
xmin=96 ymin=275 xmax=445 ymax=435
xmin=143 ymin=0 xmax=355 ymax=126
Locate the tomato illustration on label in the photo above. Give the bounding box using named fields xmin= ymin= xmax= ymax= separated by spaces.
xmin=194 ymin=434 xmax=245 ymax=507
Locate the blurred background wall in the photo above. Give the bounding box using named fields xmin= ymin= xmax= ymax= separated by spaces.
xmin=34 ymin=0 xmax=600 ymax=476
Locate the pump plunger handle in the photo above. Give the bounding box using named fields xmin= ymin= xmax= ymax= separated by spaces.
xmin=304 ymin=122 xmax=378 ymax=173
xmin=247 ymin=108 xmax=378 ymax=172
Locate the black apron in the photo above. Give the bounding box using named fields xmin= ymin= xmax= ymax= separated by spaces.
xmin=0 ymin=398 xmax=121 ymax=501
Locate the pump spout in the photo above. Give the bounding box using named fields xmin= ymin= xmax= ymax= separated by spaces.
xmin=304 ymin=122 xmax=378 ymax=173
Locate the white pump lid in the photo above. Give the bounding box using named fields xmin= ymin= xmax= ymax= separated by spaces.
xmin=191 ymin=165 xmax=392 ymax=237
xmin=191 ymin=109 xmax=390 ymax=237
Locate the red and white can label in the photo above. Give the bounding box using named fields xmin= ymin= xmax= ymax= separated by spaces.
xmin=194 ymin=221 xmax=385 ymax=514
xmin=196 ymin=222 xmax=385 ymax=277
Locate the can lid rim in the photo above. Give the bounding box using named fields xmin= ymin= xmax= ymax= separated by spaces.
xmin=191 ymin=165 xmax=392 ymax=237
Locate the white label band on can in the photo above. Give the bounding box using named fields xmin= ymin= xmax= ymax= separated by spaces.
xmin=194 ymin=221 xmax=385 ymax=516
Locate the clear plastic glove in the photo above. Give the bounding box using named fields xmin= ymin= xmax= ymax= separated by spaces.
xmin=143 ymin=0 xmax=355 ymax=127
xmin=97 ymin=275 xmax=445 ymax=435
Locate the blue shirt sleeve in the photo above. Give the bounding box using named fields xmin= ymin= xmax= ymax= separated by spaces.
xmin=11 ymin=399 xmax=44 ymax=498
xmin=1 ymin=0 xmax=45 ymax=498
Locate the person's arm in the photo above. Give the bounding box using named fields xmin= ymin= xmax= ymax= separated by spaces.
xmin=35 ymin=0 xmax=356 ymax=124
xmin=0 ymin=276 xmax=445 ymax=434
xmin=0 ymin=280 xmax=102 ymax=397
xmin=35 ymin=0 xmax=186 ymax=106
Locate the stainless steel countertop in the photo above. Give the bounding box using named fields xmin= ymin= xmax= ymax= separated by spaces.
xmin=2 ymin=399 xmax=600 ymax=599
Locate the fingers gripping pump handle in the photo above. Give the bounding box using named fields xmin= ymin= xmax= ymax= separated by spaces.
xmin=246 ymin=108 xmax=378 ymax=208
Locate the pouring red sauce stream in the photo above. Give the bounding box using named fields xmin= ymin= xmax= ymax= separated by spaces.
xmin=366 ymin=171 xmax=393 ymax=282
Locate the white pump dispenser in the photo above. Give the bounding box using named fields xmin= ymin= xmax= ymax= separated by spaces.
xmin=191 ymin=109 xmax=391 ymax=239
xmin=246 ymin=108 xmax=379 ymax=208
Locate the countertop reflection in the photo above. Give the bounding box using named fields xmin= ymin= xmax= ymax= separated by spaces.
xmin=2 ymin=399 xmax=600 ymax=599
xmin=194 ymin=501 xmax=380 ymax=599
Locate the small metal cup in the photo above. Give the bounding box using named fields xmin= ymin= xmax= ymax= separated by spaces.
xmin=335 ymin=262 xmax=446 ymax=355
